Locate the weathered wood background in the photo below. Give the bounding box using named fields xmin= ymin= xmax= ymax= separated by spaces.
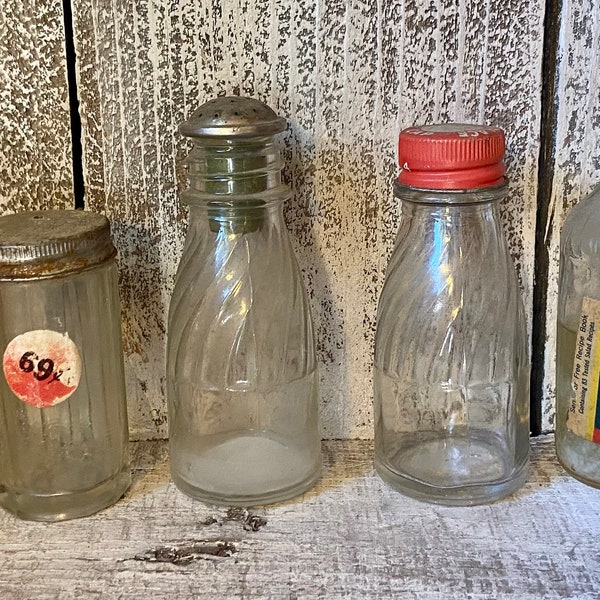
xmin=537 ymin=0 xmax=600 ymax=432
xmin=0 ymin=0 xmax=597 ymax=439
xmin=0 ymin=5 xmax=72 ymax=212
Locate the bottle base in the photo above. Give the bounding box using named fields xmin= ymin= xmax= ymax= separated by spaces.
xmin=555 ymin=429 xmax=600 ymax=489
xmin=173 ymin=468 xmax=321 ymax=507
xmin=375 ymin=433 xmax=527 ymax=506
xmin=556 ymin=457 xmax=600 ymax=489
xmin=171 ymin=432 xmax=322 ymax=506
xmin=0 ymin=468 xmax=131 ymax=522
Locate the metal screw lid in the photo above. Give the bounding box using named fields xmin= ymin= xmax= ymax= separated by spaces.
xmin=179 ymin=96 xmax=287 ymax=138
xmin=0 ymin=210 xmax=116 ymax=280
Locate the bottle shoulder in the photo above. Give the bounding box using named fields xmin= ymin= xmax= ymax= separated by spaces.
xmin=562 ymin=188 xmax=600 ymax=263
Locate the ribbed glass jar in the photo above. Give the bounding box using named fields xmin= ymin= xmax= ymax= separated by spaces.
xmin=167 ymin=97 xmax=321 ymax=506
xmin=556 ymin=184 xmax=600 ymax=487
xmin=373 ymin=124 xmax=530 ymax=505
xmin=0 ymin=210 xmax=130 ymax=521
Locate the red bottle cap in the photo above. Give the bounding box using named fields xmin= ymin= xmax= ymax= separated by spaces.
xmin=397 ymin=124 xmax=506 ymax=189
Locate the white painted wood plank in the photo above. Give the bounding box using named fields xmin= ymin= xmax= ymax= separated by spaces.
xmin=0 ymin=436 xmax=598 ymax=599
xmin=0 ymin=3 xmax=73 ymax=213
xmin=541 ymin=0 xmax=600 ymax=432
xmin=72 ymin=0 xmax=544 ymax=440
xmin=73 ymin=1 xmax=182 ymax=439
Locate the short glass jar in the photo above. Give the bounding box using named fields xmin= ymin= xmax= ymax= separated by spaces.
xmin=0 ymin=210 xmax=130 ymax=521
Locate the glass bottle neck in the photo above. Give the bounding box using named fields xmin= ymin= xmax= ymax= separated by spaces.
xmin=187 ymin=201 xmax=287 ymax=235
xmin=396 ymin=195 xmax=506 ymax=242
xmin=182 ymin=136 xmax=290 ymax=234
xmin=184 ymin=136 xmax=287 ymax=197
xmin=393 ymin=182 xmax=508 ymax=206
xmin=393 ymin=183 xmax=508 ymax=241
xmin=392 ymin=182 xmax=510 ymax=256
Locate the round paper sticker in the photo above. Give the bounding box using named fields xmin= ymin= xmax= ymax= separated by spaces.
xmin=3 ymin=330 xmax=82 ymax=408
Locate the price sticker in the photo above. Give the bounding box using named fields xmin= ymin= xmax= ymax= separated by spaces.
xmin=3 ymin=330 xmax=82 ymax=408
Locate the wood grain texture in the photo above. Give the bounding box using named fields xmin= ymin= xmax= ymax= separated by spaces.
xmin=0 ymin=436 xmax=599 ymax=599
xmin=539 ymin=0 xmax=600 ymax=432
xmin=71 ymin=0 xmax=544 ymax=440
xmin=0 ymin=3 xmax=73 ymax=213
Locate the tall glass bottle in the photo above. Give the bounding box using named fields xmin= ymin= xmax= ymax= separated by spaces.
xmin=167 ymin=97 xmax=321 ymax=505
xmin=374 ymin=124 xmax=530 ymax=505
xmin=556 ymin=184 xmax=600 ymax=487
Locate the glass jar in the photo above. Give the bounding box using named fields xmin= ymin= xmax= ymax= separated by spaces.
xmin=374 ymin=124 xmax=530 ymax=505
xmin=0 ymin=210 xmax=130 ymax=521
xmin=167 ymin=97 xmax=321 ymax=506
xmin=556 ymin=184 xmax=600 ymax=487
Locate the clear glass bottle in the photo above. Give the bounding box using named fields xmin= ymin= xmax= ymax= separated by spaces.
xmin=374 ymin=124 xmax=530 ymax=505
xmin=556 ymin=184 xmax=600 ymax=487
xmin=0 ymin=210 xmax=130 ymax=521
xmin=167 ymin=97 xmax=321 ymax=505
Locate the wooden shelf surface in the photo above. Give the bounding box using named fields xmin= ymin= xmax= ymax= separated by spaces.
xmin=1 ymin=435 xmax=599 ymax=599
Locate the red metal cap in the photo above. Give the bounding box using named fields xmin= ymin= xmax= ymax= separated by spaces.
xmin=397 ymin=124 xmax=506 ymax=189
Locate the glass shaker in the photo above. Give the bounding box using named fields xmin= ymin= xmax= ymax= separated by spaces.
xmin=556 ymin=184 xmax=600 ymax=487
xmin=167 ymin=96 xmax=321 ymax=505
xmin=0 ymin=210 xmax=130 ymax=521
xmin=374 ymin=124 xmax=530 ymax=505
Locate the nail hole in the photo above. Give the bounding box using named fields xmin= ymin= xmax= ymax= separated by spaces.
xmin=214 ymin=113 xmax=220 ymax=118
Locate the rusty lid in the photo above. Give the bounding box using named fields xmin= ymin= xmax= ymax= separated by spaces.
xmin=0 ymin=210 xmax=116 ymax=280
xmin=179 ymin=96 xmax=286 ymax=138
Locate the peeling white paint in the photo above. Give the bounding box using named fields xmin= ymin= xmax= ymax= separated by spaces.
xmin=66 ymin=0 xmax=547 ymax=440
xmin=4 ymin=0 xmax=552 ymax=440
xmin=0 ymin=5 xmax=72 ymax=212
xmin=542 ymin=0 xmax=600 ymax=432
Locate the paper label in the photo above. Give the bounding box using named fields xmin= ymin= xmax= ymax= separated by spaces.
xmin=568 ymin=297 xmax=600 ymax=443
xmin=3 ymin=330 xmax=82 ymax=408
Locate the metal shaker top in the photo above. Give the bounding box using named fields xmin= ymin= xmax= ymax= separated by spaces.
xmin=0 ymin=210 xmax=116 ymax=280
xmin=179 ymin=96 xmax=287 ymax=138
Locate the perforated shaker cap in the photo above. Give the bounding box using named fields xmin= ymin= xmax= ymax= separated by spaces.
xmin=397 ymin=124 xmax=506 ymax=189
xmin=0 ymin=210 xmax=116 ymax=280
xmin=179 ymin=96 xmax=287 ymax=138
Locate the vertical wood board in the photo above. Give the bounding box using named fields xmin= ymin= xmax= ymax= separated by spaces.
xmin=0 ymin=4 xmax=73 ymax=213
xmin=540 ymin=0 xmax=600 ymax=431
xmin=72 ymin=0 xmax=544 ymax=440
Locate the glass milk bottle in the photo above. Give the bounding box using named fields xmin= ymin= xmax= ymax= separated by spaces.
xmin=0 ymin=210 xmax=130 ymax=521
xmin=556 ymin=184 xmax=600 ymax=487
xmin=167 ymin=96 xmax=321 ymax=505
xmin=374 ymin=124 xmax=530 ymax=505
